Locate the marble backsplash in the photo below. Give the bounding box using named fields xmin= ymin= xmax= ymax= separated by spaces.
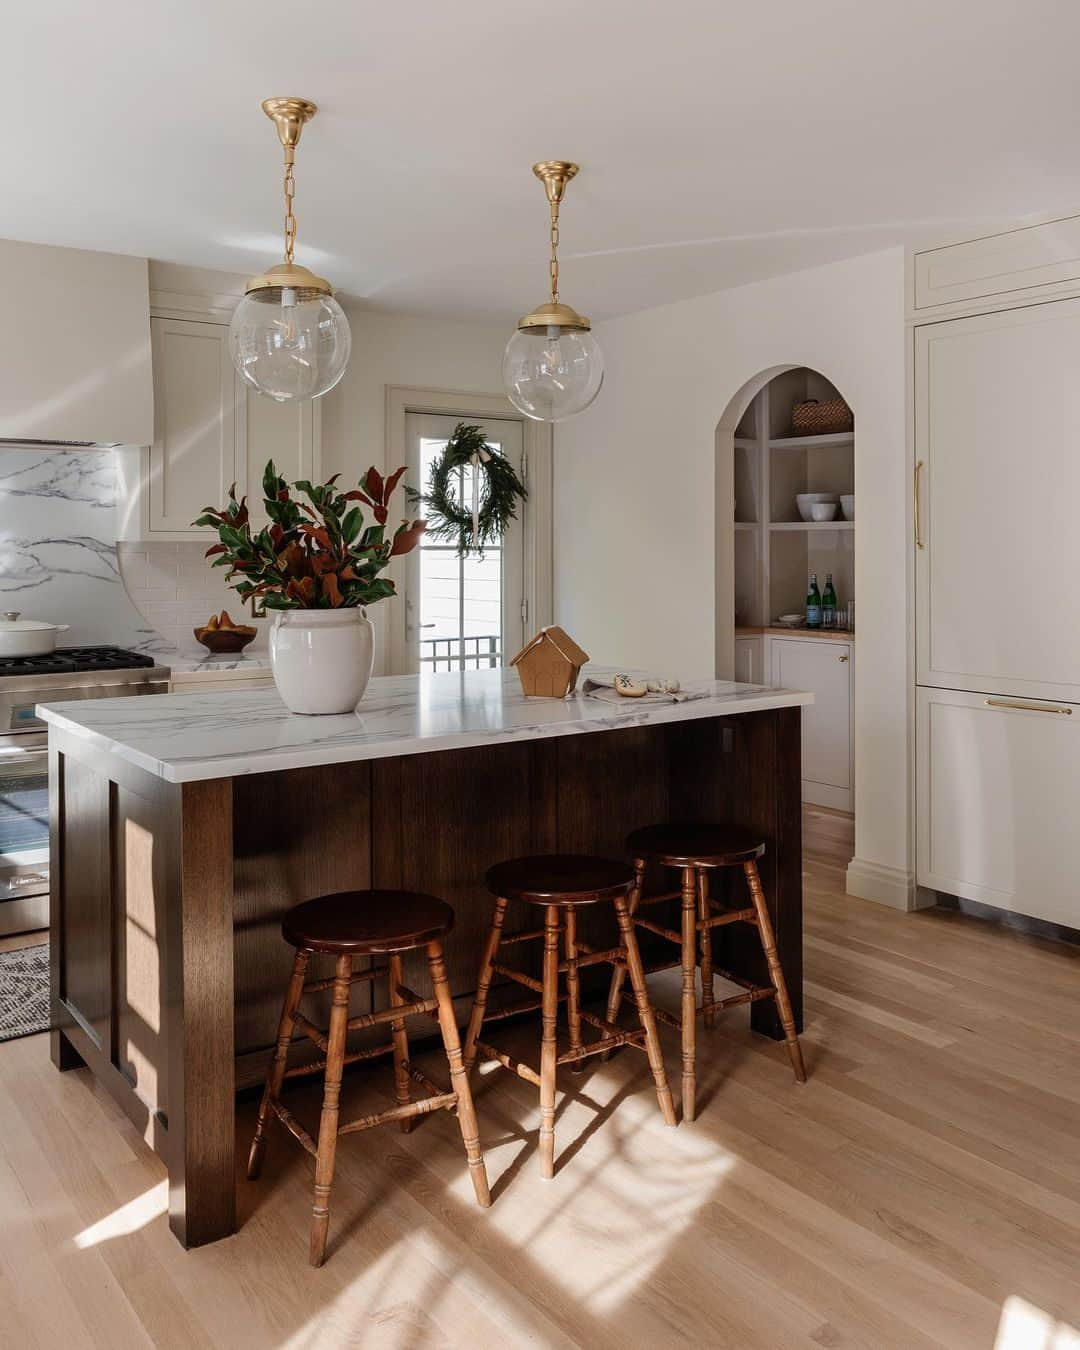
xmin=0 ymin=448 xmax=169 ymax=653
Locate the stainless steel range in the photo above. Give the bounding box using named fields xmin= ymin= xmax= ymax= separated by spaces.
xmin=0 ymin=647 xmax=169 ymax=934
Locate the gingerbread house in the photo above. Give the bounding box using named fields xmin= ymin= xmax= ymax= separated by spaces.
xmin=510 ymin=626 xmax=589 ymax=698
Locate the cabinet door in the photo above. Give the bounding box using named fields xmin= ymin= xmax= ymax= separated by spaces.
xmin=915 ymin=301 xmax=1080 ymax=701
xmin=770 ymin=638 xmax=852 ymax=795
xmin=149 ymin=318 xmax=237 ymax=533
xmin=236 ymin=391 xmax=319 ymax=530
xmin=734 ymin=637 xmax=762 ymax=685
xmin=917 ymin=686 xmax=1080 ymax=927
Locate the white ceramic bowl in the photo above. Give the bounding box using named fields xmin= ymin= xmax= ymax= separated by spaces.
xmin=840 ymin=494 xmax=855 ymax=521
xmin=810 ymin=502 xmax=839 ymax=522
xmin=795 ymin=492 xmax=839 ymax=522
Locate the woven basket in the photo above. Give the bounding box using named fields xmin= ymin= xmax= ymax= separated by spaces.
xmin=791 ymin=398 xmax=853 ymax=435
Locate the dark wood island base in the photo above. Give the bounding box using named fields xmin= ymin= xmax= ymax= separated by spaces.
xmin=48 ymin=702 xmax=802 ymax=1248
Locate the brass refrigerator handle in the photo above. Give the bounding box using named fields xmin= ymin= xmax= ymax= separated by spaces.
xmin=914 ymin=459 xmax=924 ymax=549
xmin=985 ymin=698 xmax=1073 ymax=716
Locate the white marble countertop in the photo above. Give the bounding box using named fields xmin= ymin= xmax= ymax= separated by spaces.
xmin=37 ymin=667 xmax=812 ymax=785
xmin=157 ymin=648 xmax=272 ymax=675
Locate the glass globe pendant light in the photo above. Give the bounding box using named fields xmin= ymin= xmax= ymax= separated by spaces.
xmin=503 ymin=161 xmax=604 ymax=423
xmin=229 ymin=98 xmax=351 ymax=403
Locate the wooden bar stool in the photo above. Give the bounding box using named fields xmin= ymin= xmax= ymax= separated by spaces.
xmin=248 ymin=890 xmax=491 ymax=1266
xmin=463 ymin=854 xmax=677 ymax=1179
xmin=604 ymin=824 xmax=806 ymax=1122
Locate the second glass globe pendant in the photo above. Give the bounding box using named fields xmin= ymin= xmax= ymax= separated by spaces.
xmin=230 ymin=98 xmax=351 ymax=403
xmin=503 ymin=162 xmax=604 ymax=423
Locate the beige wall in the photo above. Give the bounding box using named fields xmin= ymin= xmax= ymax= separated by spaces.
xmin=554 ymin=247 xmax=912 ymax=907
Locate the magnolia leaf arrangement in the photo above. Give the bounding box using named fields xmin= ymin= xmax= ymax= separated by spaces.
xmin=193 ymin=462 xmax=425 ymax=610
xmin=408 ymin=421 xmax=527 ymax=556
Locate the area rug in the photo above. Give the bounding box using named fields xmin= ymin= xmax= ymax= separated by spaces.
xmin=0 ymin=943 xmax=49 ymax=1043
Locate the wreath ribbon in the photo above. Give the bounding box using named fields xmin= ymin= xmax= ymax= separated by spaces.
xmin=470 ymin=446 xmax=491 ymax=548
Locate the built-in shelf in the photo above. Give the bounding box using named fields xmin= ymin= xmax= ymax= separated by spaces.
xmin=769 ymin=432 xmax=855 ymax=451
xmin=769 ymin=520 xmax=855 ymax=532
xmin=734 ymin=521 xmax=757 ymax=531
xmin=733 ymin=437 xmax=758 ymax=450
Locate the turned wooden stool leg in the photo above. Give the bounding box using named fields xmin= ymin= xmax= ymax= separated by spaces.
xmin=744 ymin=861 xmax=807 ymax=1084
xmin=613 ymin=893 xmax=677 ymax=1126
xmin=564 ymin=904 xmax=585 ymax=1074
xmin=603 ymin=858 xmax=644 ymax=1038
xmin=538 ymin=904 xmax=561 ymax=1178
xmin=387 ymin=953 xmax=414 ymax=1134
xmin=427 ymin=940 xmax=492 ymax=1207
xmin=248 ymin=948 xmax=309 ymax=1180
xmin=463 ymin=896 xmax=508 ymax=1074
xmin=310 ymin=953 xmax=352 ymax=1267
xmin=680 ymin=866 xmax=698 ymax=1121
xmin=698 ymin=869 xmax=716 ymax=1030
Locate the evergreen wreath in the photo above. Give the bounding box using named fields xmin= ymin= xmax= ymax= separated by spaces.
xmin=408 ymin=421 xmax=527 ymax=556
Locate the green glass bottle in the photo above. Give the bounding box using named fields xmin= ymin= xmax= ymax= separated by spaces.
xmin=822 ymin=573 xmax=837 ymax=628
xmin=805 ymin=572 xmax=822 ymax=628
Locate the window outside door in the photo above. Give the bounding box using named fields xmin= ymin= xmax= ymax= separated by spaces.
xmin=402 ymin=411 xmax=526 ymax=673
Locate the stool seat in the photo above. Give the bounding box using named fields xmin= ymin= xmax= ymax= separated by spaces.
xmin=282 ymin=890 xmax=454 ymax=955
xmin=626 ymin=822 xmax=766 ymax=868
xmin=485 ymin=854 xmax=636 ymax=905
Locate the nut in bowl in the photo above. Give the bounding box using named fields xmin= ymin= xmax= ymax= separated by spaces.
xmin=194 ymin=610 xmax=258 ymax=654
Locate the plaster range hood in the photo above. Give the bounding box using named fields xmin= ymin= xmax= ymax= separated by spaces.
xmin=0 ymin=238 xmax=153 ymax=448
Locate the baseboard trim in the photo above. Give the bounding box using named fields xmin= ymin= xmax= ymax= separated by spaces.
xmin=845 ymin=857 xmax=928 ymax=911
xmin=935 ymin=893 xmax=1080 ymax=947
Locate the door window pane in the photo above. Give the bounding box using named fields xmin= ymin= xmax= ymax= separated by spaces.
xmin=418 ymin=437 xmax=505 ymax=671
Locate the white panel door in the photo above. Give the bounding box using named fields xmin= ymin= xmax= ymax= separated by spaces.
xmin=149 ymin=318 xmax=236 ymax=533
xmin=398 ymin=412 xmax=526 ymax=674
xmin=770 ymin=637 xmax=852 ymax=794
xmin=237 ymin=390 xmax=318 ymax=529
xmin=917 ymin=686 xmax=1080 ymax=927
xmin=915 ymin=301 xmax=1080 ymax=701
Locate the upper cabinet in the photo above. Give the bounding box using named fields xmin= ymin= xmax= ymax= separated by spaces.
xmin=145 ymin=315 xmax=320 ymax=538
xmin=0 ymin=239 xmax=152 ymax=446
xmin=149 ymin=318 xmax=237 ymax=532
xmin=914 ymin=213 xmax=1080 ymax=313
xmin=914 ymin=299 xmax=1080 ymax=702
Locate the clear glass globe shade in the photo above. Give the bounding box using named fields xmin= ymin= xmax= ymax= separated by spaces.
xmin=502 ymin=327 xmax=604 ymax=423
xmin=229 ymin=287 xmax=351 ymax=402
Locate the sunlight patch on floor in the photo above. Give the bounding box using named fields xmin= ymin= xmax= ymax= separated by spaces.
xmin=996 ymin=1296 xmax=1080 ymax=1350
xmin=71 ymin=1179 xmax=168 ymax=1249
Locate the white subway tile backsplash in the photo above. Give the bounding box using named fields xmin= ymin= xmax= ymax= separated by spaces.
xmin=119 ymin=540 xmax=270 ymax=652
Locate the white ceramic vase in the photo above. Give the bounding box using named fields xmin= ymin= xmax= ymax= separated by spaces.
xmin=269 ymin=609 xmax=374 ymax=715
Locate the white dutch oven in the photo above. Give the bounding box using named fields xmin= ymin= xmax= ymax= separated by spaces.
xmin=0 ymin=611 xmax=71 ymax=657
xmin=269 ymin=608 xmax=374 ymax=715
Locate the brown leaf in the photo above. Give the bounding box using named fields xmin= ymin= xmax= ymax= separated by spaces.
xmin=285 ymin=577 xmax=316 ymax=604
xmin=362 ymin=466 xmax=385 ymax=502
xmin=204 ymin=543 xmax=228 ymax=558
xmin=320 ymin=572 xmax=344 ymax=606
xmin=389 ymin=518 xmax=427 ymax=557
xmin=383 ymin=466 xmax=407 ymax=500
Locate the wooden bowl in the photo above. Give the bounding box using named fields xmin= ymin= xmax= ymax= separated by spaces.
xmin=193 ymin=626 xmax=257 ymax=654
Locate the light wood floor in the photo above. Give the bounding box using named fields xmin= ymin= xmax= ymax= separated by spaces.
xmin=2 ymin=807 xmax=1079 ymax=1349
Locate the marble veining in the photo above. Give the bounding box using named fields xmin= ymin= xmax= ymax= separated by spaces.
xmin=0 ymin=449 xmax=169 ymax=653
xmin=38 ymin=666 xmax=812 ymax=785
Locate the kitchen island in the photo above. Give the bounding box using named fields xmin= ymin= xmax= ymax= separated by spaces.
xmin=39 ymin=668 xmax=810 ymax=1248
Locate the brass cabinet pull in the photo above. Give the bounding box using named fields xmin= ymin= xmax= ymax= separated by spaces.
xmin=838 ymin=655 xmax=849 ymax=662
xmin=985 ymin=698 xmax=1073 ymax=716
xmin=914 ymin=459 xmax=924 ymax=549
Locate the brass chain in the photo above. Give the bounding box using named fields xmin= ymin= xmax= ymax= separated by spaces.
xmin=283 ymin=151 xmax=297 ymax=264
xmin=549 ymin=200 xmax=560 ymax=304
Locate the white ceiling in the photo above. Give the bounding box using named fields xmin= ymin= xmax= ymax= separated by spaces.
xmin=7 ymin=0 xmax=1080 ymax=321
